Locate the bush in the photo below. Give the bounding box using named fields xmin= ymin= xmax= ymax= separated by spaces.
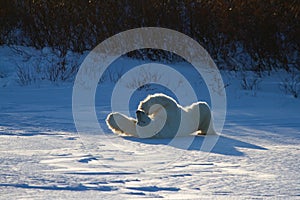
xmin=46 ymin=58 xmax=79 ymax=82
xmin=15 ymin=47 xmax=81 ymax=85
xmin=280 ymin=69 xmax=300 ymax=98
xmin=240 ymin=71 xmax=261 ymax=91
xmin=16 ymin=64 xmax=35 ymax=86
xmin=125 ymin=67 xmax=161 ymax=90
xmin=99 ymin=68 xmax=125 ymax=84
xmin=1 ymin=1 xmax=299 ymax=71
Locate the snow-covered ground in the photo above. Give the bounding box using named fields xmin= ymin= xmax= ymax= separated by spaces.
xmin=0 ymin=46 xmax=300 ymax=199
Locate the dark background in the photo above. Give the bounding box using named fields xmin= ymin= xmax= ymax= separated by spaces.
xmin=1 ymin=0 xmax=299 ymax=71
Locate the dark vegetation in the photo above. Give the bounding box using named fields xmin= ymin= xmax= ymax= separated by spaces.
xmin=0 ymin=0 xmax=299 ymax=71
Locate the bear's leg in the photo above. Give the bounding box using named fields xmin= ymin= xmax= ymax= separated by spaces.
xmin=199 ymin=116 xmax=211 ymax=135
xmin=198 ymin=103 xmax=214 ymax=135
xmin=106 ymin=112 xmax=138 ymax=137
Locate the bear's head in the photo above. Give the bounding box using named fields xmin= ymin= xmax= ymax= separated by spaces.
xmin=138 ymin=93 xmax=178 ymax=115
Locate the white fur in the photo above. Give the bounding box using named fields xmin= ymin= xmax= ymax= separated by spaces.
xmin=106 ymin=93 xmax=216 ymax=138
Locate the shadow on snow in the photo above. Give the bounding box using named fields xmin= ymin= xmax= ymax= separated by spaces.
xmin=124 ymin=135 xmax=267 ymax=156
xmin=0 ymin=183 xmax=117 ymax=191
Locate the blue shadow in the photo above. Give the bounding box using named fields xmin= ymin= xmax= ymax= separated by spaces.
xmin=127 ymin=186 xmax=180 ymax=192
xmin=124 ymin=135 xmax=267 ymax=156
xmin=0 ymin=183 xmax=117 ymax=191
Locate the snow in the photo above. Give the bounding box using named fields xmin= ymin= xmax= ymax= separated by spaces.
xmin=0 ymin=45 xmax=300 ymax=199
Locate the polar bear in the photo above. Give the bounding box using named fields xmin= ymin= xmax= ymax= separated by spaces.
xmin=106 ymin=93 xmax=216 ymax=138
